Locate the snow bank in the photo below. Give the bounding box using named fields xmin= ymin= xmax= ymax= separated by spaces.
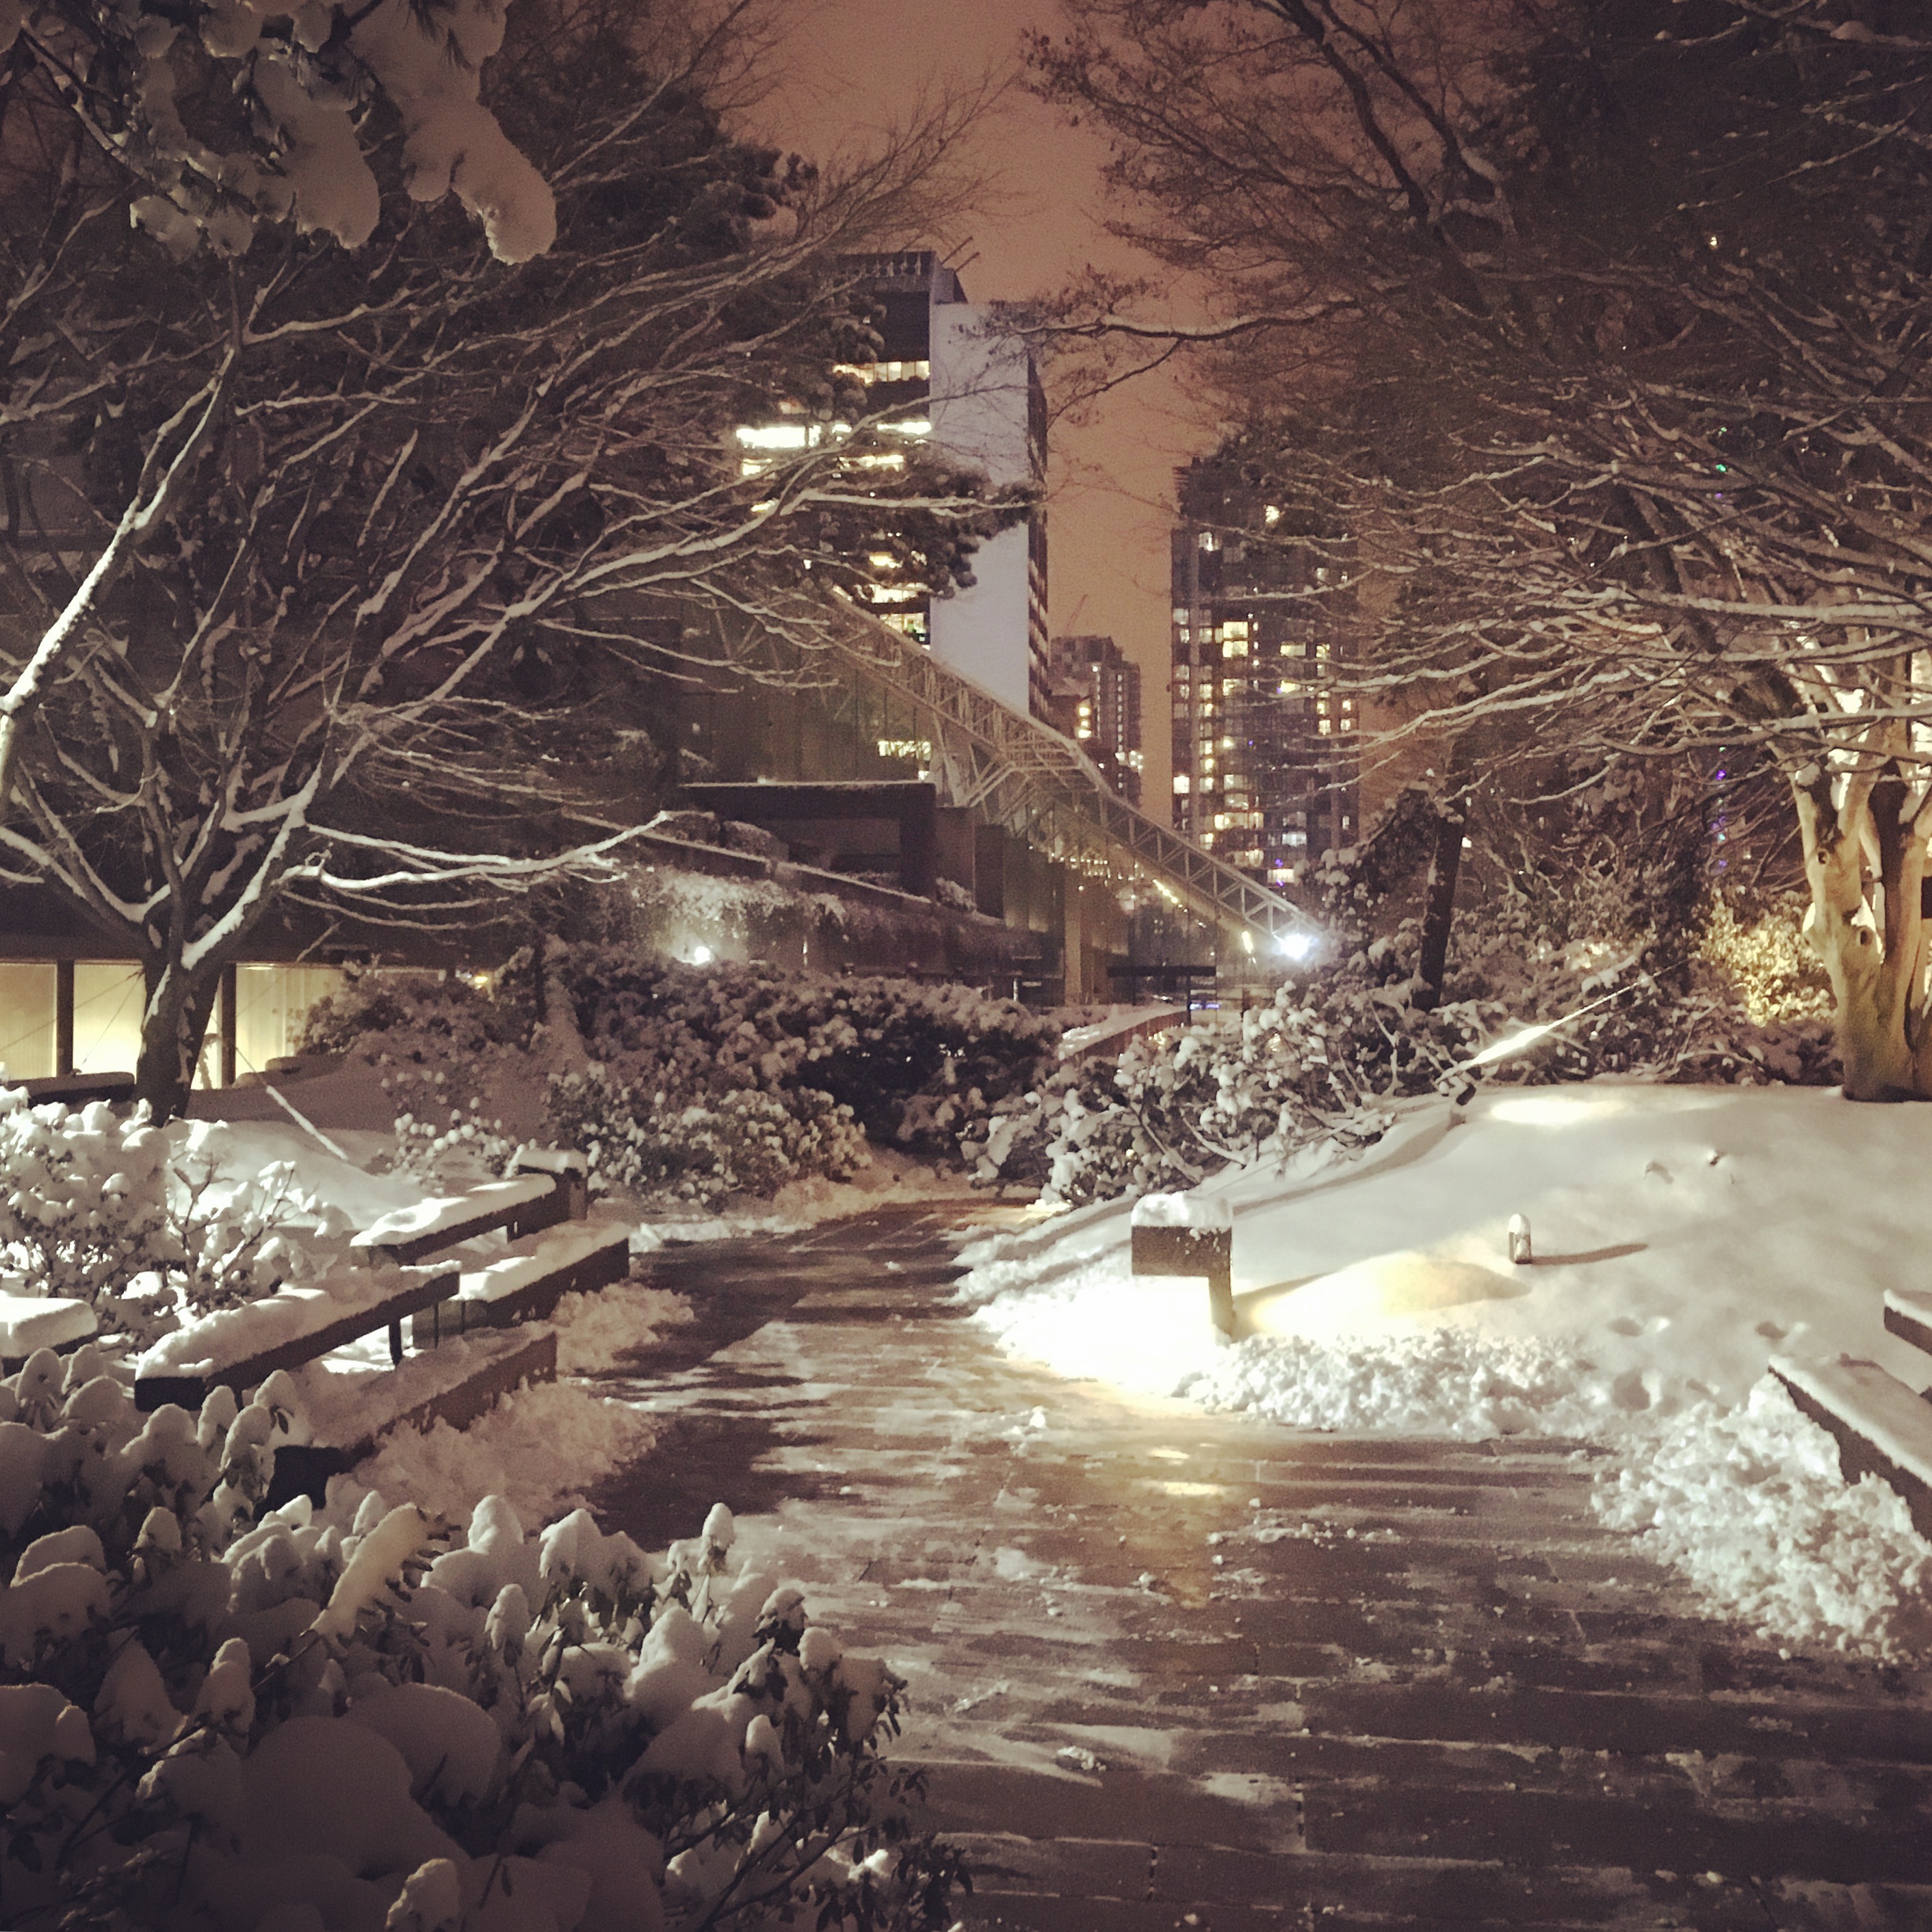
xmin=1597 ymin=1381 xmax=1932 ymax=1660
xmin=962 ymin=1084 xmax=1932 ymax=1654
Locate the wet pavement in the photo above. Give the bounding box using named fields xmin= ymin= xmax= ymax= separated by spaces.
xmin=588 ymin=1205 xmax=1932 ymax=1931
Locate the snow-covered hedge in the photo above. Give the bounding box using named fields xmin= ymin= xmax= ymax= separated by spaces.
xmin=0 ymin=1347 xmax=963 ymax=1930
xmin=304 ymin=954 xmax=1060 ymax=1205
xmin=548 ymin=1076 xmax=867 ymax=1209
xmin=0 ymin=1097 xmax=360 ymax=1346
xmin=974 ymin=924 xmax=1835 ymax=1207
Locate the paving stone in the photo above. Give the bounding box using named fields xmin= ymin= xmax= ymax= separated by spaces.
xmin=592 ymin=1205 xmax=1932 ymax=1926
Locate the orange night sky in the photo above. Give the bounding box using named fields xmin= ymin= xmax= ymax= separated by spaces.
xmin=759 ymin=0 xmax=1216 ymax=809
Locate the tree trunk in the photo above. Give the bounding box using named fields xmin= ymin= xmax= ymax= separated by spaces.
xmin=135 ymin=956 xmax=222 ymax=1123
xmin=1796 ymin=767 xmax=1927 ymax=1100
xmin=1413 ymin=795 xmax=1470 ymax=1012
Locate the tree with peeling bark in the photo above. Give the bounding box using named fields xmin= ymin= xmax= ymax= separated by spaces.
xmin=1033 ymin=0 xmax=1932 ymax=1095
xmin=0 ymin=0 xmax=1018 ymax=1119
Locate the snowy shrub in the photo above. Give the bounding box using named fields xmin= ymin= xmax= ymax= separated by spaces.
xmin=0 ymin=1101 xmax=357 ymax=1346
xmin=0 ymin=1096 xmax=174 ymax=1322
xmin=555 ymin=952 xmax=1058 ymax=1159
xmin=0 ymin=1350 xmax=965 ymax=1931
xmin=297 ymin=961 xmax=538 ymax=1063
xmin=549 ymin=1073 xmax=867 ymax=1208
xmin=975 ymin=925 xmax=1835 ymax=1208
xmin=1695 ymin=891 xmax=1833 ymax=1028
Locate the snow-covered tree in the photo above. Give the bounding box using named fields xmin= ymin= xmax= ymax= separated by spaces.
xmin=0 ymin=0 xmax=558 ymax=817
xmin=1033 ymin=0 xmax=1932 ymax=1098
xmin=0 ymin=0 xmax=1019 ymax=1118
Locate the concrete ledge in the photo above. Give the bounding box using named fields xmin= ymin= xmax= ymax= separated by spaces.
xmin=1883 ymin=1288 xmax=1932 ymax=1361
xmin=1769 ymin=1352 xmax=1932 ymax=1539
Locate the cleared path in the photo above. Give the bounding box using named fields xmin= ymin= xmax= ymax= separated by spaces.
xmin=589 ymin=1205 xmax=1932 ymax=1932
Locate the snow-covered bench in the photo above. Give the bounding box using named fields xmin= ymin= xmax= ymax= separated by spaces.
xmin=16 ymin=1071 xmax=136 ymax=1107
xmin=1130 ymin=1192 xmax=1236 ymax=1339
xmin=0 ymin=1293 xmax=97 ymax=1373
xmin=352 ymin=1169 xmax=579 ymax=1266
xmin=137 ymin=1149 xmax=622 ymax=1494
xmin=409 ymin=1221 xmax=631 ymax=1346
xmin=133 ymin=1261 xmax=460 ymax=1412
xmin=1769 ymin=1350 xmax=1932 ymax=1541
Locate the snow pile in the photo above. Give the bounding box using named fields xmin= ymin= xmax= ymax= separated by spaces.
xmin=961 ymin=1084 xmax=1932 ymax=1653
xmin=0 ymin=1342 xmax=963 ymax=1929
xmin=1597 ymin=1381 xmax=1932 ymax=1660
xmin=1189 ymin=1329 xmax=1608 ymax=1439
xmin=1132 ymin=1191 xmax=1233 ymax=1231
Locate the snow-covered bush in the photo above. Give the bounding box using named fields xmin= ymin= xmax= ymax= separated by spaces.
xmin=0 ymin=1349 xmax=964 ymax=1931
xmin=556 ymin=953 xmax=1058 ymax=1156
xmin=0 ymin=1099 xmax=358 ymax=1345
xmin=1695 ymin=891 xmax=1833 ymax=1028
xmin=549 ymin=1074 xmax=867 ymax=1208
xmin=298 ymin=962 xmax=538 ymax=1065
xmin=974 ymin=925 xmax=1836 ymax=1207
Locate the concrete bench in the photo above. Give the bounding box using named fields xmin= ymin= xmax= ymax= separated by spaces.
xmin=1130 ymin=1192 xmax=1235 ymax=1339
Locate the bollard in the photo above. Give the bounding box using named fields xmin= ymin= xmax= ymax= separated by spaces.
xmin=1130 ymin=1193 xmax=1236 ymax=1340
xmin=1507 ymin=1214 xmax=1532 ymax=1265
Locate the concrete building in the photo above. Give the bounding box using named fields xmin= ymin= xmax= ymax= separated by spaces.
xmin=1046 ymin=633 xmax=1143 ymax=805
xmin=838 ymin=252 xmax=1049 ymax=719
xmin=1170 ymin=459 xmax=1359 ymax=883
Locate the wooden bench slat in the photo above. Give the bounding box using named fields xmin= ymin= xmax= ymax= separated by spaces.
xmin=1771 ymin=1353 xmax=1932 ymax=1542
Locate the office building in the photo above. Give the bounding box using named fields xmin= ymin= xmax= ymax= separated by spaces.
xmin=755 ymin=251 xmax=1049 ymax=719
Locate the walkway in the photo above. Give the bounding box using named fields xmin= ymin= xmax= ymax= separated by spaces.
xmin=590 ymin=1205 xmax=1932 ymax=1931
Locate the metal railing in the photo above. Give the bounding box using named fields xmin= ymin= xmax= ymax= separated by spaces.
xmin=823 ymin=614 xmax=1322 ymax=951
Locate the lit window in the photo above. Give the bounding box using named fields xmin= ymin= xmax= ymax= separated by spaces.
xmin=735 ymin=423 xmax=816 ymax=450
xmin=1173 ymin=775 xmax=1190 ymax=795
xmin=1199 ymin=530 xmax=1219 ymax=552
xmin=1223 ymin=638 xmax=1249 ymax=659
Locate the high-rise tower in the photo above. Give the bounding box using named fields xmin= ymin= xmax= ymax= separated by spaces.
xmin=1170 ymin=460 xmax=1358 ymax=880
